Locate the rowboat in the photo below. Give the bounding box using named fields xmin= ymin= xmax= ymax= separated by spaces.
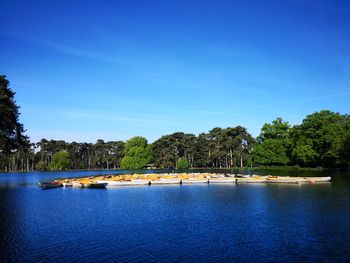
xmin=38 ymin=181 xmax=62 ymax=189
xmin=96 ymin=180 xmax=150 ymax=187
xmin=72 ymin=181 xmax=84 ymax=188
xmin=150 ymin=179 xmax=181 ymax=184
xmin=209 ymin=178 xmax=236 ymax=183
xmin=82 ymin=182 xmax=108 ymax=189
xmin=304 ymin=176 xmax=331 ymax=182
xmin=181 ymin=179 xmax=209 ymax=184
xmin=266 ymin=178 xmax=301 ymax=184
xmin=236 ymin=178 xmax=266 ymax=183
xmin=236 ymin=174 xmax=251 ymax=178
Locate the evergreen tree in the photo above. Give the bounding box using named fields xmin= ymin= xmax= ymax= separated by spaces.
xmin=0 ymin=75 xmax=28 ymax=154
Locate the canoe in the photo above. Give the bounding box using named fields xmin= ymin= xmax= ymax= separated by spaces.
xmin=236 ymin=178 xmax=266 ymax=183
xmin=209 ymin=178 xmax=236 ymax=183
xmin=303 ymin=176 xmax=331 ymax=182
xmin=96 ymin=180 xmax=150 ymax=187
xmin=72 ymin=181 xmax=84 ymax=188
xmin=150 ymin=179 xmax=181 ymax=184
xmin=236 ymin=174 xmax=251 ymax=178
xmin=181 ymin=179 xmax=209 ymax=184
xmin=38 ymin=182 xmax=62 ymax=189
xmin=82 ymin=182 xmax=108 ymax=189
xmin=266 ymin=178 xmax=301 ymax=184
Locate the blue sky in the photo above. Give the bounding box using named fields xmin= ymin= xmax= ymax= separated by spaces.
xmin=1 ymin=0 xmax=349 ymax=143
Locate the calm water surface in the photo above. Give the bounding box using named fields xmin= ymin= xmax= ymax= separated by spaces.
xmin=1 ymin=169 xmax=350 ymax=262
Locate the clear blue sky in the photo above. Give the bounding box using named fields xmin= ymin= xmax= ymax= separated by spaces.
xmin=1 ymin=0 xmax=349 ymax=143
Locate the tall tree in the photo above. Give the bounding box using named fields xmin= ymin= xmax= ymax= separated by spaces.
xmin=120 ymin=136 xmax=152 ymax=169
xmin=291 ymin=110 xmax=348 ymax=168
xmin=252 ymin=118 xmax=291 ymax=165
xmin=50 ymin=150 xmax=71 ymax=170
xmin=0 ymin=75 xmax=28 ymax=154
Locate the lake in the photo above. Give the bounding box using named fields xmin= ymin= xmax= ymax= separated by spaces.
xmin=1 ymin=169 xmax=350 ymax=262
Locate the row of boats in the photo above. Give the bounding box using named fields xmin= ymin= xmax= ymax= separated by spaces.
xmin=38 ymin=173 xmax=331 ymax=189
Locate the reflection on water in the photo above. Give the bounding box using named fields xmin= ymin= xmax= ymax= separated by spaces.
xmin=0 ymin=169 xmax=349 ymax=262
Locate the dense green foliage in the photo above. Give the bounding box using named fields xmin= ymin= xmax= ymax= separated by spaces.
xmin=35 ymin=139 xmax=125 ymax=171
xmin=176 ymin=158 xmax=189 ymax=169
xmin=0 ymin=75 xmax=32 ymax=171
xmin=120 ymin=137 xmax=152 ymax=169
xmin=252 ymin=118 xmax=291 ymax=165
xmin=152 ymin=127 xmax=254 ymax=168
xmin=290 ymin=110 xmax=348 ymax=168
xmin=50 ymin=150 xmax=71 ymax=170
xmin=253 ymin=111 xmax=350 ymax=169
xmin=0 ymin=75 xmax=349 ymax=171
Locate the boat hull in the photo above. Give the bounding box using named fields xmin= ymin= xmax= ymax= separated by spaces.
xmin=209 ymin=179 xmax=236 ymax=183
xmin=182 ymin=179 xmax=209 ymax=184
xmin=266 ymin=179 xmax=300 ymax=184
xmin=82 ymin=183 xmax=108 ymax=188
xmin=72 ymin=182 xmax=84 ymax=188
xmin=151 ymin=179 xmax=181 ymax=184
xmin=38 ymin=182 xmax=62 ymax=189
xmin=236 ymin=179 xmax=266 ymax=183
xmin=97 ymin=180 xmax=150 ymax=187
xmin=304 ymin=176 xmax=331 ymax=182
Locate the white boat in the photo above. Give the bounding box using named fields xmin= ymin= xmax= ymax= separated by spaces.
xmin=304 ymin=176 xmax=331 ymax=182
xmin=96 ymin=180 xmax=150 ymax=187
xmin=236 ymin=174 xmax=251 ymax=178
xmin=72 ymin=181 xmax=83 ymax=188
xmin=209 ymin=178 xmax=236 ymax=183
xmin=266 ymin=178 xmax=301 ymax=184
xmin=150 ymin=179 xmax=181 ymax=184
xmin=62 ymin=182 xmax=73 ymax=187
xmin=181 ymin=179 xmax=209 ymax=184
xmin=236 ymin=178 xmax=266 ymax=183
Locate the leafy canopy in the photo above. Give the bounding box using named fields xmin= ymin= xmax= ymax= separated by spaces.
xmin=50 ymin=150 xmax=71 ymax=170
xmin=0 ymin=75 xmax=28 ymax=153
xmin=120 ymin=136 xmax=152 ymax=169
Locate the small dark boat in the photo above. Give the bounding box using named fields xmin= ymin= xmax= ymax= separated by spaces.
xmin=82 ymin=182 xmax=108 ymax=189
xmin=38 ymin=181 xmax=62 ymax=189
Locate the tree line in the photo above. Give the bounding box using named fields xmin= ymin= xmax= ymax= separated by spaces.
xmin=1 ymin=75 xmax=349 ymax=171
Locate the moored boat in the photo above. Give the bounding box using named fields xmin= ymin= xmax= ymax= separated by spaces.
xmin=38 ymin=181 xmax=62 ymax=189
xmin=236 ymin=174 xmax=251 ymax=178
xmin=82 ymin=182 xmax=108 ymax=188
xmin=62 ymin=182 xmax=73 ymax=187
xmin=72 ymin=181 xmax=84 ymax=188
xmin=303 ymin=176 xmax=331 ymax=183
xmin=150 ymin=179 xmax=181 ymax=184
xmin=266 ymin=178 xmax=301 ymax=184
xmin=236 ymin=178 xmax=266 ymax=183
xmin=181 ymin=179 xmax=209 ymax=184
xmin=209 ymin=178 xmax=236 ymax=183
xmin=96 ymin=180 xmax=150 ymax=187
